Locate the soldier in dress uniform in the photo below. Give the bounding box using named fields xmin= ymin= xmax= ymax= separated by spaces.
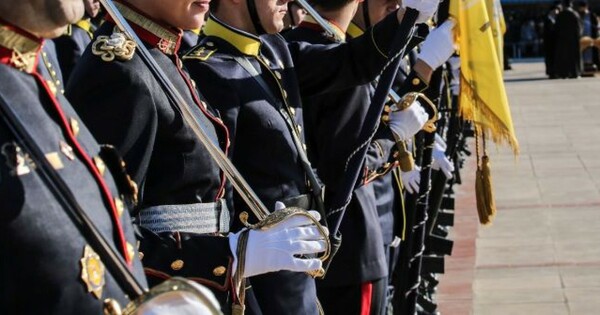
xmin=181 ymin=0 xmax=439 ymax=313
xmin=66 ymin=0 xmax=326 ymax=313
xmin=53 ymin=0 xmax=101 ymax=83
xmin=0 ymin=0 xmax=148 ymax=313
xmin=283 ymin=0 xmax=430 ymax=314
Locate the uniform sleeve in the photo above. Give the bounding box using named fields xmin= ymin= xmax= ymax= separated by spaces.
xmin=65 ymin=56 xmax=159 ymax=186
xmin=363 ymin=126 xmax=398 ymax=185
xmin=288 ymin=12 xmax=401 ymax=96
xmin=138 ymin=229 xmax=235 ymax=294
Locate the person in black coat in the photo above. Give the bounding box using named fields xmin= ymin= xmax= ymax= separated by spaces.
xmin=66 ymin=0 xmax=326 ymax=313
xmin=554 ymin=0 xmax=583 ymax=78
xmin=53 ymin=0 xmax=102 ymax=83
xmin=182 ymin=0 xmax=439 ymax=313
xmin=284 ymin=0 xmax=402 ymax=313
xmin=544 ymin=4 xmax=562 ymax=78
xmin=0 ymin=0 xmax=148 ymax=313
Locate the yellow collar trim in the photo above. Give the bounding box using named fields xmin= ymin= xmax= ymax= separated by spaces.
xmin=75 ymin=18 xmax=94 ymax=39
xmin=203 ymin=15 xmax=260 ymax=56
xmin=190 ymin=28 xmax=201 ymax=35
xmin=303 ymin=15 xmax=346 ymax=42
xmin=114 ymin=2 xmax=180 ymax=55
xmin=347 ymin=22 xmax=364 ymax=39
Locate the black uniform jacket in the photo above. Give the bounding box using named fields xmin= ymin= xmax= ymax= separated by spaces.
xmin=182 ymin=12 xmax=402 ymax=315
xmin=0 ymin=22 xmax=147 ymax=314
xmin=66 ymin=2 xmax=235 ymax=308
xmin=284 ymin=20 xmax=391 ymax=286
xmin=53 ymin=19 xmax=95 ymax=83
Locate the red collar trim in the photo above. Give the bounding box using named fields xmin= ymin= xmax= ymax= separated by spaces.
xmin=106 ymin=1 xmax=183 ymax=55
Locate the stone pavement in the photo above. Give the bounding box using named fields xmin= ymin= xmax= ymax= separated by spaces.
xmin=437 ymin=60 xmax=600 ymax=315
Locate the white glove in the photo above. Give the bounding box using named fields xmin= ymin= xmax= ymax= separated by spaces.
xmin=388 ymin=100 xmax=429 ymax=141
xmin=402 ymin=0 xmax=441 ymax=24
xmin=401 ymin=165 xmax=421 ymax=194
xmin=229 ymin=206 xmax=327 ymax=278
xmin=434 ymin=133 xmax=447 ymax=151
xmin=417 ymin=20 xmax=456 ymax=70
xmin=432 ymin=141 xmax=454 ymax=178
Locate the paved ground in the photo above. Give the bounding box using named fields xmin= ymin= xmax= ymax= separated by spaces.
xmin=438 ymin=60 xmax=600 ymax=315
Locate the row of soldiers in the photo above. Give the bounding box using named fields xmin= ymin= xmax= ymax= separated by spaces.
xmin=0 ymin=0 xmax=463 ymax=314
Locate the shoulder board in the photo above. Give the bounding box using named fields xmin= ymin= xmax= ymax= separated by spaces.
xmin=182 ymin=46 xmax=217 ymax=61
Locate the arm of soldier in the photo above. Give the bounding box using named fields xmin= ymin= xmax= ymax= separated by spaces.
xmin=413 ymin=20 xmax=457 ymax=85
xmin=138 ymin=229 xmax=235 ymax=293
xmin=290 ymin=11 xmax=402 ymax=96
xmin=66 ymin=57 xmax=159 ymax=185
xmin=362 ymin=127 xmax=399 ymax=185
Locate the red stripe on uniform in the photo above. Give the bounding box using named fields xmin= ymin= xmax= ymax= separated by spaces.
xmin=361 ymin=282 xmax=374 ymax=315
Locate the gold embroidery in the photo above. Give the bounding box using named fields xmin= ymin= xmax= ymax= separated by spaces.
xmin=92 ymin=28 xmax=136 ymax=62
xmin=10 ymin=49 xmax=37 ymax=73
xmin=80 ymin=245 xmax=106 ymax=299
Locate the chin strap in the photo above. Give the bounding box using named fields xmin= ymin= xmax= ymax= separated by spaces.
xmin=362 ymin=0 xmax=371 ymax=29
xmin=247 ymin=0 xmax=267 ymax=35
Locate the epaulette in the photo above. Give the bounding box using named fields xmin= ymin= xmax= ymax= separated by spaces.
xmin=182 ymin=45 xmax=217 ymax=62
xmin=91 ymin=27 xmax=136 ymax=62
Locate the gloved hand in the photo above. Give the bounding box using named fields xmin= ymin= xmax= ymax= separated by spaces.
xmin=417 ymin=20 xmax=456 ymax=70
xmin=432 ymin=140 xmax=454 ymax=178
xmin=388 ymin=100 xmax=429 ymax=141
xmin=402 ymin=0 xmax=441 ymax=24
xmin=229 ymin=206 xmax=327 ymax=278
xmin=434 ymin=133 xmax=447 ymax=151
xmin=401 ymin=165 xmax=421 ymax=194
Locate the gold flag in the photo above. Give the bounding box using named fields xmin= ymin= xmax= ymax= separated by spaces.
xmin=450 ymin=0 xmax=519 ymax=153
xmin=486 ymin=0 xmax=506 ymax=67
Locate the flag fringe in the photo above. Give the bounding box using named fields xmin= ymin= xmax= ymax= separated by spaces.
xmin=459 ymin=74 xmax=520 ymax=155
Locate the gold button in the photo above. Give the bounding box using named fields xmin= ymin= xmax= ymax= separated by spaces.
xmin=274 ymin=71 xmax=282 ymax=80
xmin=60 ymin=141 xmax=75 ymax=160
xmin=176 ymin=58 xmax=183 ymax=69
xmin=114 ymin=197 xmax=124 ymax=218
xmin=289 ymin=107 xmax=296 ymax=115
xmin=126 ymin=243 xmax=135 ymax=262
xmin=412 ymin=78 xmax=420 ymax=85
xmin=138 ymin=251 xmax=144 ymax=260
xmin=296 ymin=124 xmax=302 ymax=133
xmin=103 ymin=298 xmax=122 ymax=315
xmin=45 ymin=152 xmax=64 ymax=170
xmin=263 ymin=58 xmax=271 ymax=66
xmin=190 ymin=79 xmax=197 ymax=89
xmin=277 ymin=60 xmax=284 ymax=69
xmin=213 ymin=266 xmax=227 ymax=276
xmin=282 ymin=90 xmax=288 ymax=99
xmin=46 ymin=80 xmax=57 ymax=95
xmin=93 ymin=156 xmax=106 ymax=176
xmin=171 ymin=259 xmax=184 ymax=271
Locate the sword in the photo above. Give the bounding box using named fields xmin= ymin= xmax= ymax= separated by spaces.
xmin=99 ymin=0 xmax=271 ymax=222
